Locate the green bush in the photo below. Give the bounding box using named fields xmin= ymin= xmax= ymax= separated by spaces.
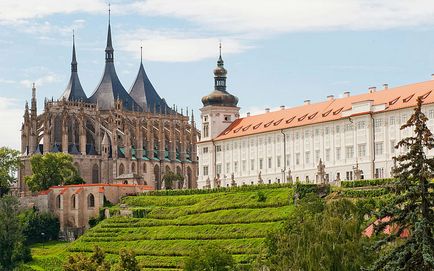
xmin=341 ymin=178 xmax=394 ymax=188
xmin=257 ymin=191 xmax=267 ymax=202
xmin=341 ymin=188 xmax=390 ymax=198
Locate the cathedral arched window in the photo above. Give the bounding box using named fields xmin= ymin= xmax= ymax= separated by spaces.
xmin=88 ymin=193 xmax=95 ymax=208
xmin=71 ymin=195 xmax=77 ymax=209
xmin=92 ymin=164 xmax=99 ymax=184
xmin=131 ymin=163 xmax=136 ymax=173
xmin=119 ymin=163 xmax=125 ymax=175
xmin=56 ymin=195 xmax=62 ymax=209
xmin=143 ymin=163 xmax=147 ymax=173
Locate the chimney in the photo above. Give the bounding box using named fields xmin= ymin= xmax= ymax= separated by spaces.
xmin=246 ymin=112 xmax=250 ymax=117
xmin=368 ymin=86 xmax=376 ymax=93
xmin=383 ymin=83 xmax=388 ymax=90
xmin=265 ymin=108 xmax=270 ymax=113
xmin=327 ymin=95 xmax=334 ymax=101
xmin=304 ymin=100 xmax=311 ymax=105
xmin=343 ymin=91 xmax=350 ymax=98
xmin=280 ymin=105 xmax=285 ymax=110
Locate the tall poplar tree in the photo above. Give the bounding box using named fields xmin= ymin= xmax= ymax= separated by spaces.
xmin=370 ymin=96 xmax=434 ymax=270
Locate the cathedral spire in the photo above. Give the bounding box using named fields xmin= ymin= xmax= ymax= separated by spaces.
xmin=105 ymin=3 xmax=114 ymax=63
xmin=71 ymin=30 xmax=77 ymax=72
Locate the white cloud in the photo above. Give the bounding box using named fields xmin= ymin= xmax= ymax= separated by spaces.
xmin=20 ymin=72 xmax=61 ymax=88
xmin=0 ymin=79 xmax=16 ymax=84
xmin=129 ymin=0 xmax=434 ymax=34
xmin=0 ymin=97 xmax=23 ymax=150
xmin=118 ymin=29 xmax=250 ymax=62
xmin=0 ymin=0 xmax=105 ymax=22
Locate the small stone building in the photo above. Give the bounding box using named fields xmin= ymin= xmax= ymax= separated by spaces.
xmin=21 ymin=184 xmax=152 ymax=239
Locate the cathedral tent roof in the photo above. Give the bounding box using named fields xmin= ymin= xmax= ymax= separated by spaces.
xmin=89 ymin=62 xmax=142 ymax=111
xmin=88 ymin=17 xmax=141 ymax=111
xmin=129 ymin=61 xmax=171 ymax=113
xmin=60 ymin=34 xmax=87 ymax=102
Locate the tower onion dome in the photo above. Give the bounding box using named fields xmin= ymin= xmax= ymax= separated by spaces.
xmin=59 ymin=33 xmax=88 ymax=101
xmin=88 ymin=11 xmax=142 ymax=111
xmin=129 ymin=48 xmax=172 ymax=113
xmin=201 ymin=45 xmax=238 ymax=107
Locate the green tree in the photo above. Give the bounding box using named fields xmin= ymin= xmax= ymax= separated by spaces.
xmin=0 ymin=196 xmax=31 ymax=270
xmin=184 ymin=245 xmax=236 ymax=271
xmin=63 ymin=246 xmax=110 ymax=271
xmin=0 ymin=147 xmax=20 ymax=197
xmin=162 ymin=171 xmax=176 ymax=190
xmin=24 ymin=153 xmax=80 ymax=192
xmin=112 ymin=248 xmax=140 ymax=271
xmin=19 ymin=207 xmax=60 ymax=244
xmin=370 ymin=97 xmax=434 ymax=270
xmin=264 ymin=194 xmax=374 ymax=271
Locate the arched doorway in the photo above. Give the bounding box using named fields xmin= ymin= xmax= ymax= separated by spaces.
xmin=92 ymin=164 xmax=99 ymax=184
xmin=154 ymin=164 xmax=161 ymax=190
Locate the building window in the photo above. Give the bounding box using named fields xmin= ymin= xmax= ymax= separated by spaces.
xmin=277 ymin=156 xmax=281 ymax=168
xmin=344 ymin=123 xmax=353 ymax=132
xmin=88 ymin=193 xmax=95 ymax=208
xmin=259 ymin=158 xmax=263 ymax=170
xmin=315 ymin=150 xmax=320 ymax=163
xmin=143 ymin=163 xmax=147 ymax=173
xmin=346 ymin=171 xmax=353 ymax=181
xmin=390 ymin=140 xmax=396 ymax=154
xmin=286 ymin=154 xmax=291 ymax=167
xmin=203 ymin=166 xmax=209 ymax=176
xmin=374 ymin=119 xmax=383 ymax=128
xmin=357 ymin=121 xmax=366 ymax=129
xmin=389 ymin=116 xmax=396 ymax=125
xmin=216 ymin=164 xmax=221 ymax=175
xmin=268 ymin=157 xmax=272 ymax=169
xmin=335 ymin=125 xmax=340 ymax=133
xmin=234 ymin=161 xmax=238 ymax=173
xmin=295 ymin=132 xmax=299 ymax=140
xmin=203 ymin=123 xmax=209 ymax=138
xmin=305 ymin=151 xmax=310 ymax=164
xmin=224 ymin=115 xmax=231 ymax=122
xmin=345 ymin=146 xmax=354 ymax=159
xmin=216 ymin=145 xmax=222 ymax=152
xmin=376 ymin=168 xmax=384 ymax=178
xmin=336 ymin=147 xmax=341 ymax=160
xmin=401 ymin=114 xmax=408 ymax=123
xmin=226 ymin=163 xmax=230 ymax=173
xmin=242 ymin=160 xmax=246 ymax=172
xmin=203 ymin=147 xmax=209 ymax=154
xmin=325 ymin=127 xmax=329 ymax=135
xmin=296 ymin=153 xmax=300 ymax=165
xmin=375 ymin=142 xmax=384 ymax=156
xmin=357 ymin=144 xmax=366 ymax=157
xmin=203 ymin=115 xmax=208 ymax=122
xmin=429 ymin=110 xmax=434 ymax=119
xmin=250 ymin=159 xmax=255 ymax=170
xmin=325 ymin=149 xmax=330 ymax=162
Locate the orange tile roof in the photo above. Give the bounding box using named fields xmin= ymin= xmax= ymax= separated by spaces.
xmin=214 ymin=79 xmax=434 ymax=141
xmin=364 ymin=217 xmax=410 ymax=238
xmin=98 ymin=187 xmax=105 ymax=193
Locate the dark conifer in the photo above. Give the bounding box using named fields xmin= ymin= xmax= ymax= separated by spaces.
xmin=370 ymin=96 xmax=434 ymax=270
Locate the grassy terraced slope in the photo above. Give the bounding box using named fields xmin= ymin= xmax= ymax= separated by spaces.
xmin=67 ymin=186 xmax=294 ymax=270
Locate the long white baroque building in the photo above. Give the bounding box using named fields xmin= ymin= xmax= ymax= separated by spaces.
xmin=197 ymin=51 xmax=434 ymax=188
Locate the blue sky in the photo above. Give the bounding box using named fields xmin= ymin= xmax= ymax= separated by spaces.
xmin=2 ymin=0 xmax=434 ymax=149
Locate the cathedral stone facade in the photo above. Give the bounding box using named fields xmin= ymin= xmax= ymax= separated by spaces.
xmin=19 ymin=19 xmax=198 ymax=192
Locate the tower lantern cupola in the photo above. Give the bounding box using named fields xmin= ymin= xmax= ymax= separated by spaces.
xmin=201 ymin=43 xmax=238 ymax=107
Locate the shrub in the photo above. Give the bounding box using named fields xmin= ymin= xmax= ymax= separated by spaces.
xmin=256 ymin=191 xmax=267 ymax=202
xmin=341 ymin=178 xmax=394 ymax=188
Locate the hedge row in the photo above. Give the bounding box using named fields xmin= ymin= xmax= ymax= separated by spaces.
xmin=341 ymin=178 xmax=394 ymax=188
xmin=341 ymin=188 xmax=390 ymax=198
xmin=140 ymin=183 xmax=293 ymax=196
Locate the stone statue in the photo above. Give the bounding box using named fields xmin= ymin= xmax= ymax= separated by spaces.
xmin=214 ymin=174 xmax=221 ymax=188
xmin=316 ymin=159 xmax=326 ymax=184
xmin=205 ymin=177 xmax=211 ymax=189
xmin=287 ymin=169 xmax=292 ymax=184
xmin=353 ymin=160 xmax=362 ymax=180
xmin=231 ymin=173 xmax=237 ymax=187
xmin=258 ymin=171 xmax=264 ymax=184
